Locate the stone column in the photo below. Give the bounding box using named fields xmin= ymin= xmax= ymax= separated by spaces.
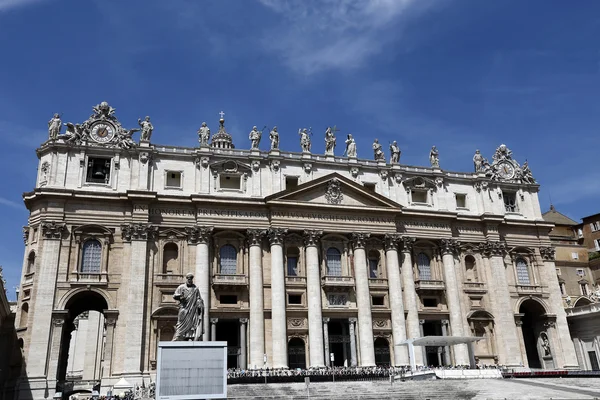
xmin=349 ymin=318 xmax=358 ymax=367
xmin=247 ymin=229 xmax=266 ymax=368
xmin=323 ymin=318 xmax=330 ymax=367
xmin=239 ymin=318 xmax=248 ymax=370
xmin=211 ymin=318 xmax=218 ymax=342
xmin=304 ymin=230 xmax=325 ymax=367
xmin=441 ymin=320 xmax=451 ymax=366
xmin=102 ymin=312 xmax=119 ymax=379
xmin=419 ymin=319 xmax=427 ymax=363
xmin=540 ymin=247 xmax=580 ymax=369
xmin=440 ymin=239 xmax=470 ymax=365
xmin=27 ymin=221 xmax=66 ymax=379
xmin=121 ymin=224 xmax=156 ymax=375
xmin=481 ymin=242 xmax=523 ymax=367
xmin=187 ymin=226 xmax=214 ymax=341
xmin=46 ymin=311 xmax=68 ymax=382
xmin=400 ymin=237 xmax=424 ymax=366
xmin=514 ymin=316 xmax=528 ymax=367
xmin=268 ymin=228 xmax=289 ymax=369
xmin=351 ymin=232 xmax=376 ymax=367
xmin=384 ymin=234 xmax=408 ymax=366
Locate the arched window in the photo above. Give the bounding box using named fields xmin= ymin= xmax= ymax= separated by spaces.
xmin=27 ymin=251 xmax=35 ymax=274
xmin=516 ymin=257 xmax=530 ymax=285
xmin=465 ymin=255 xmax=477 ymax=282
xmin=19 ymin=303 xmax=28 ymax=329
xmin=417 ymin=253 xmax=431 ymax=280
xmin=368 ymin=250 xmax=380 ymax=279
xmin=326 ymin=247 xmax=342 ymax=276
xmin=163 ymin=243 xmax=179 ymax=274
xmin=219 ymin=245 xmax=237 ymax=275
xmin=81 ymin=240 xmax=102 ymax=273
xmin=287 ymin=247 xmax=300 ymax=276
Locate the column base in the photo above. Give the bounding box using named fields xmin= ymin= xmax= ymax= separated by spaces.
xmin=17 ymin=377 xmax=54 ymax=400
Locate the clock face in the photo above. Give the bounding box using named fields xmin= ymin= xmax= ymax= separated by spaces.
xmin=90 ymin=122 xmax=116 ymax=143
xmin=497 ymin=161 xmax=515 ymax=180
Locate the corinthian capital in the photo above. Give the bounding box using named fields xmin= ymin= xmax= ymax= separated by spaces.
xmin=400 ymin=236 xmax=416 ymax=253
xmin=303 ymin=230 xmax=323 ymax=247
xmin=539 ymin=247 xmax=556 ymax=261
xmin=186 ymin=226 xmax=214 ymax=244
xmin=351 ymin=232 xmax=370 ymax=249
xmin=121 ymin=223 xmax=158 ymax=242
xmin=41 ymin=221 xmax=67 ymax=240
xmin=246 ymin=229 xmax=266 ymax=246
xmin=268 ymin=228 xmax=288 ymax=246
xmin=440 ymin=238 xmax=460 ymax=255
xmin=384 ymin=233 xmax=402 ymax=251
xmin=479 ymin=241 xmax=507 ymax=257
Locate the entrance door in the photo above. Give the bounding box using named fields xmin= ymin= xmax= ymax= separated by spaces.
xmin=589 ymin=351 xmax=600 ymax=371
xmin=374 ymin=338 xmax=391 ymax=366
xmin=519 ymin=300 xmax=547 ymax=369
xmin=422 ymin=321 xmax=444 ymax=367
xmin=328 ymin=319 xmax=350 ymax=366
xmin=216 ymin=320 xmax=239 ymax=368
xmin=288 ymin=338 xmax=306 ymax=369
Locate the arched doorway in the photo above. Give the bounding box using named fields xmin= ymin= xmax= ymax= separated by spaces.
xmin=519 ymin=299 xmax=552 ymax=369
xmin=374 ymin=337 xmax=391 ymax=366
xmin=56 ymin=290 xmax=109 ymax=393
xmin=288 ymin=338 xmax=306 ymax=369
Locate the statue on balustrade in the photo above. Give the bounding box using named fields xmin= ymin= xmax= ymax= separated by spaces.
xmin=344 ymin=134 xmax=357 ymax=157
xmin=138 ymin=116 xmax=154 ymax=141
xmin=473 ymin=149 xmax=484 ymax=172
xmin=198 ymin=122 xmax=210 ymax=147
xmin=373 ymin=139 xmax=384 ymax=161
xmin=249 ymin=126 xmax=263 ymax=150
xmin=269 ymin=126 xmax=279 ymax=150
xmin=299 ymin=128 xmax=311 ymax=152
xmin=48 ymin=113 xmax=62 ymax=140
xmin=324 ymin=126 xmax=337 ymax=155
xmin=430 ymin=145 xmax=440 ymax=168
xmin=172 ymin=273 xmax=205 ymax=341
xmin=389 ymin=141 xmax=400 ymax=164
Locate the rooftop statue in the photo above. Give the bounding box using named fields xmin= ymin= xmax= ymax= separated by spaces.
xmin=198 ymin=122 xmax=210 ymax=147
xmin=430 ymin=146 xmax=440 ymax=168
xmin=298 ymin=128 xmax=311 ymax=153
xmin=138 ymin=116 xmax=154 ymax=141
xmin=324 ymin=126 xmax=337 ymax=156
xmin=269 ymin=126 xmax=279 ymax=150
xmin=344 ymin=134 xmax=357 ymax=157
xmin=473 ymin=149 xmax=484 ymax=172
xmin=372 ymin=139 xmax=384 ymax=161
xmin=48 ymin=113 xmax=62 ymax=140
xmin=389 ymin=141 xmax=400 ymax=164
xmin=172 ymin=273 xmax=205 ymax=341
xmin=249 ymin=126 xmax=263 ymax=150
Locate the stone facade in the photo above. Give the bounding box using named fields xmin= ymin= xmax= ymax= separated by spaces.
xmin=16 ymin=103 xmax=579 ymax=399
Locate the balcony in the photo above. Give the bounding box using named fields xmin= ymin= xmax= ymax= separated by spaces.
xmin=322 ymin=275 xmax=355 ymax=291
xmin=70 ymin=272 xmax=108 ymax=285
xmin=514 ymin=284 xmax=544 ymax=295
xmin=155 ymin=274 xmax=184 ymax=285
xmin=566 ymin=302 xmax=600 ymax=317
xmin=463 ymin=281 xmax=487 ymax=294
xmin=414 ymin=280 xmax=445 ymax=291
xmin=368 ymin=278 xmax=388 ymax=289
xmin=212 ymin=274 xmax=248 ymax=291
xmin=285 ymin=276 xmax=307 ymax=287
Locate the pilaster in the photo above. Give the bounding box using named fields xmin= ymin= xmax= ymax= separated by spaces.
xmin=304 ymin=229 xmax=325 ymax=367
xmin=384 ymin=233 xmax=408 ymax=365
xmin=351 ymin=232 xmax=375 ymax=366
xmin=268 ymin=227 xmax=288 ymax=368
xmin=400 ymin=236 xmax=423 ymax=366
xmin=247 ymin=229 xmax=266 ymax=368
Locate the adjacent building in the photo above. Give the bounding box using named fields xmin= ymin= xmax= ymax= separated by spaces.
xmin=16 ymin=102 xmax=579 ymax=399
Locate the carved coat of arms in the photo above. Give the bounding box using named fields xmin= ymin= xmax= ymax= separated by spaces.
xmin=325 ymin=179 xmax=343 ymax=205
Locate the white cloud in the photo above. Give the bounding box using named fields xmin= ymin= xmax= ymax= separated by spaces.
xmin=0 ymin=0 xmax=49 ymax=12
xmin=0 ymin=197 xmax=25 ymax=210
xmin=258 ymin=0 xmax=430 ymax=75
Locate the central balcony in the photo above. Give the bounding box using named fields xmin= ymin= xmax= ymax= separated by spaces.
xmin=322 ymin=275 xmax=355 ymax=291
xmin=212 ymin=274 xmax=248 ymax=291
xmin=368 ymin=278 xmax=389 ymax=288
xmin=514 ymin=284 xmax=544 ymax=295
xmin=285 ymin=276 xmax=307 ymax=287
xmin=463 ymin=281 xmax=487 ymax=294
xmin=414 ymin=279 xmax=445 ymax=291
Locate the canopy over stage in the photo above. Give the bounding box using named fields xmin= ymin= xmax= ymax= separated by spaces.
xmin=397 ymin=336 xmax=484 ymax=370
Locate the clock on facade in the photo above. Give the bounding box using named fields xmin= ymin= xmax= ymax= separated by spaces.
xmin=90 ymin=122 xmax=116 ymax=143
xmin=497 ymin=161 xmax=515 ymax=180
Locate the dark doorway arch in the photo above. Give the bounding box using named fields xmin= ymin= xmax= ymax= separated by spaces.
xmin=519 ymin=299 xmax=547 ymax=369
xmin=288 ymin=338 xmax=306 ymax=370
xmin=374 ymin=337 xmax=391 ymax=366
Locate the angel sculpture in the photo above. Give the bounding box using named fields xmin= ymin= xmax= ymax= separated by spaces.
xmin=63 ymin=122 xmax=85 ymax=145
xmin=118 ymin=129 xmax=139 ymax=149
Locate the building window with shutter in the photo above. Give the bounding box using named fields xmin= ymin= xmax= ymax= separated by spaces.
xmin=81 ymin=240 xmax=102 ymax=273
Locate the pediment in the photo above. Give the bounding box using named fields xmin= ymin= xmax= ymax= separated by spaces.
xmin=266 ymin=173 xmax=402 ymax=210
xmin=209 ymin=159 xmax=251 ymax=174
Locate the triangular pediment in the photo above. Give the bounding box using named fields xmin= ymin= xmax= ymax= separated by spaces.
xmin=266 ymin=173 xmax=402 ymax=210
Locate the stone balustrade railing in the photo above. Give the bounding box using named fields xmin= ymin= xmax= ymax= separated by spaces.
xmin=414 ymin=280 xmax=445 ymax=291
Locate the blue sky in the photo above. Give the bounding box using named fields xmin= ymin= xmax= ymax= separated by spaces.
xmin=1 ymin=0 xmax=600 ymax=300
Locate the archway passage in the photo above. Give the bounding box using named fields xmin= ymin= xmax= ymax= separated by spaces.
xmin=519 ymin=300 xmax=546 ymax=369
xmin=328 ymin=319 xmax=350 ymax=367
xmin=374 ymin=338 xmax=391 ymax=366
xmin=288 ymin=338 xmax=306 ymax=370
xmin=57 ymin=291 xmax=109 ymax=386
xmin=215 ymin=319 xmax=240 ymax=368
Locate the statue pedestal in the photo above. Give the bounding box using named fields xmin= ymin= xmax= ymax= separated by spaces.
xmin=542 ymin=355 xmax=555 ymax=370
xmin=156 ymin=341 xmax=228 ymax=399
xmin=250 ymin=149 xmax=261 ymax=156
xmin=269 ymin=149 xmax=281 ymax=157
xmin=199 ymin=146 xmax=212 ymax=153
xmin=377 ymin=161 xmax=387 ymax=168
xmin=325 ymin=155 xmax=335 ymax=162
xmin=139 ymin=139 xmax=151 ymax=148
xmin=348 ymin=157 xmax=358 ymax=164
xmin=301 ymin=152 xmax=312 ymax=160
xmin=391 ymin=163 xmax=401 ymax=171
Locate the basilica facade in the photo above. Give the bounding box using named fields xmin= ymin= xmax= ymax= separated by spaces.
xmin=16 ymin=102 xmax=578 ymax=399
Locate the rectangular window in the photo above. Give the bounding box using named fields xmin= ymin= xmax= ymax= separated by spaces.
xmin=286 ymin=176 xmax=299 ymax=191
xmin=423 ymin=298 xmax=438 ymax=308
xmin=287 ymin=256 xmax=298 ymax=276
xmin=577 ymin=228 xmax=583 ymax=238
xmin=595 ymin=239 xmax=600 ymax=251
xmin=559 ymin=282 xmax=565 ymax=295
xmin=577 ymin=269 xmax=585 ymax=277
xmin=288 ymin=294 xmax=302 ymax=305
xmin=369 ymin=259 xmax=378 ymax=279
xmin=555 ymin=268 xmax=561 ymax=276
xmin=581 ymin=284 xmax=589 ymax=296
xmin=589 ymin=351 xmax=600 ymax=371
xmin=86 ymin=157 xmax=111 ymax=184
xmin=503 ymin=192 xmax=517 ymax=212
xmin=364 ymin=183 xmax=376 ymax=192
xmin=165 ymin=171 xmax=182 ymax=188
xmin=220 ymin=174 xmax=241 ymax=190
xmin=592 ymin=222 xmax=600 ymax=232
xmin=411 ymin=190 xmax=428 ymax=204
xmin=455 ymin=193 xmax=467 ymax=209
xmin=371 ymin=295 xmax=385 ymax=306
xmin=219 ymin=295 xmax=237 ymax=304
xmin=572 ymin=252 xmax=579 ymax=260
